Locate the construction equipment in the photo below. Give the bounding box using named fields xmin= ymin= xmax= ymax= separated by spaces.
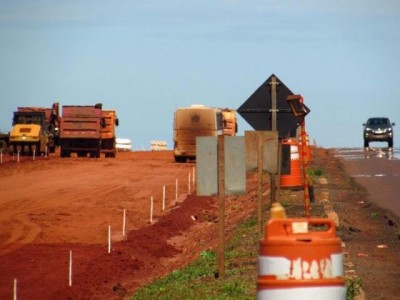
xmin=221 ymin=109 xmax=238 ymax=136
xmin=8 ymin=102 xmax=60 ymax=155
xmin=59 ymin=104 xmax=103 ymax=158
xmin=173 ymin=105 xmax=224 ymax=162
xmin=101 ymin=110 xmax=119 ymax=158
xmin=115 ymin=138 xmax=132 ymax=152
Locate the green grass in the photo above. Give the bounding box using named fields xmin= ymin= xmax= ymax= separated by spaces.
xmin=131 ymin=217 xmax=259 ymax=299
xmin=132 ymin=212 xmax=357 ymax=299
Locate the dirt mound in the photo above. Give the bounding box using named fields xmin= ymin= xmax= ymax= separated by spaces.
xmin=0 ymin=151 xmax=257 ymax=299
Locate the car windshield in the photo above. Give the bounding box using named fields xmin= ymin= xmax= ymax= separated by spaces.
xmin=367 ymin=118 xmax=389 ymax=126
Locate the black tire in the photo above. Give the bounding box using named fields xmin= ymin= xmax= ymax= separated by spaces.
xmin=364 ymin=139 xmax=369 ymax=148
xmin=174 ymin=156 xmax=186 ymax=163
xmin=60 ymin=149 xmax=70 ymax=158
xmin=0 ymin=140 xmax=7 ymax=154
xmin=388 ymin=139 xmax=393 ymax=148
xmin=90 ymin=150 xmax=100 ymax=158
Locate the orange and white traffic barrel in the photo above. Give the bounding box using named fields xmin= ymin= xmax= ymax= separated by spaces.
xmin=257 ymin=218 xmax=346 ymax=299
xmin=280 ymin=139 xmax=303 ymax=189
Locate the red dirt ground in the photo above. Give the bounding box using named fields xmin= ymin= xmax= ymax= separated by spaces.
xmin=0 ymin=151 xmax=259 ymax=299
xmin=1 ymin=148 xmax=400 ymax=299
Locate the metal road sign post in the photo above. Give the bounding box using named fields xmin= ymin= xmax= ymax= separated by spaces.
xmin=217 ymin=135 xmax=225 ymax=277
xmin=196 ymin=136 xmax=246 ymax=278
xmin=286 ymin=94 xmax=311 ymax=218
xmin=270 ymin=76 xmax=277 ymax=207
xmin=238 ymin=74 xmax=302 ymax=233
xmin=244 ymin=130 xmax=278 ymax=234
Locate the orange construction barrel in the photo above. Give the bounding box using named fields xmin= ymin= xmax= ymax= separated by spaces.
xmin=280 ymin=139 xmax=303 ymax=189
xmin=257 ymin=218 xmax=346 ymax=299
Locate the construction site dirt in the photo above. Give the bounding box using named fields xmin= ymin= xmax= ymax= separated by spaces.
xmin=0 ymin=148 xmax=399 ymax=299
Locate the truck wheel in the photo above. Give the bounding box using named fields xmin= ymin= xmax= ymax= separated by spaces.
xmin=364 ymin=140 xmax=369 ymax=148
xmin=60 ymin=149 xmax=70 ymax=158
xmin=174 ymin=156 xmax=186 ymax=163
xmin=0 ymin=140 xmax=7 ymax=154
xmin=388 ymin=139 xmax=393 ymax=148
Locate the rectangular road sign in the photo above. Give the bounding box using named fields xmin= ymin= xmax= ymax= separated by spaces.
xmin=196 ymin=136 xmax=246 ymax=196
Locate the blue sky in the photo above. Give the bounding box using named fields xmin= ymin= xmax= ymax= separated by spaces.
xmin=1 ymin=0 xmax=399 ymax=149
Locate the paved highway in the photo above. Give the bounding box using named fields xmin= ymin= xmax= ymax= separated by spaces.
xmin=335 ymin=147 xmax=400 ymax=217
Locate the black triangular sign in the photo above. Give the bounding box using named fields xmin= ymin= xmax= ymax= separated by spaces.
xmin=237 ymin=74 xmax=302 ymax=138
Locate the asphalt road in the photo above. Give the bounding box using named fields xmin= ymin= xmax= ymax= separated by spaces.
xmin=335 ymin=146 xmax=400 ymax=217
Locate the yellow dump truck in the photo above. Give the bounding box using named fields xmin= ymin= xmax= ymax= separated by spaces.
xmin=8 ymin=102 xmax=60 ymax=155
xmin=101 ymin=110 xmax=119 ymax=158
xmin=173 ymin=105 xmax=224 ymax=162
xmin=221 ymin=109 xmax=238 ymax=136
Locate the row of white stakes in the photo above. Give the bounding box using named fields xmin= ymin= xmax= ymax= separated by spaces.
xmin=11 ymin=167 xmax=195 ymax=299
xmin=0 ymin=148 xmax=49 ymax=164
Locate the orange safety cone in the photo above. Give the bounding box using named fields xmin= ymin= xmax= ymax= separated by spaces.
xmin=257 ymin=218 xmax=346 ymax=299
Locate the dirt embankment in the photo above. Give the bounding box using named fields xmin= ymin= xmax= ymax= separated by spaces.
xmin=0 ymin=151 xmax=258 ymax=299
xmin=1 ymin=148 xmax=399 ymax=299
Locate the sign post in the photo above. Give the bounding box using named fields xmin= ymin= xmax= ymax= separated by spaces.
xmin=286 ymin=94 xmax=311 ymax=218
xmin=217 ymin=135 xmax=225 ymax=277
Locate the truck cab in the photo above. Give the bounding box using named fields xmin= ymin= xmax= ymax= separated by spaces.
xmin=9 ymin=111 xmax=48 ymax=155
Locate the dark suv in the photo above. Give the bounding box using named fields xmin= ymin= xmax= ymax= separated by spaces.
xmin=363 ymin=117 xmax=395 ymax=148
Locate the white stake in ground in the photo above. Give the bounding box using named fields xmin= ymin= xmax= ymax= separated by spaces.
xmin=175 ymin=178 xmax=178 ymax=202
xmin=69 ymin=250 xmax=72 ymax=287
xmin=45 ymin=146 xmax=48 ymax=158
xmin=33 ymin=149 xmax=36 ymax=161
xmin=108 ymin=225 xmax=111 ymax=254
xmin=150 ymin=196 xmax=154 ymax=224
xmin=13 ymin=278 xmax=17 ymax=300
xmin=122 ymin=209 xmax=126 ymax=237
xmin=17 ymin=150 xmax=20 ymax=163
xmin=162 ymin=185 xmax=166 ymax=211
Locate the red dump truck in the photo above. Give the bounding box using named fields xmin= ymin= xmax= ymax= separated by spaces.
xmin=100 ymin=110 xmax=119 ymax=158
xmin=59 ymin=104 xmax=103 ymax=158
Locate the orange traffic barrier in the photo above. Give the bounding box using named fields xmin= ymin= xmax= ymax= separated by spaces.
xmin=280 ymin=139 xmax=303 ymax=189
xmin=257 ymin=218 xmax=346 ymax=299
